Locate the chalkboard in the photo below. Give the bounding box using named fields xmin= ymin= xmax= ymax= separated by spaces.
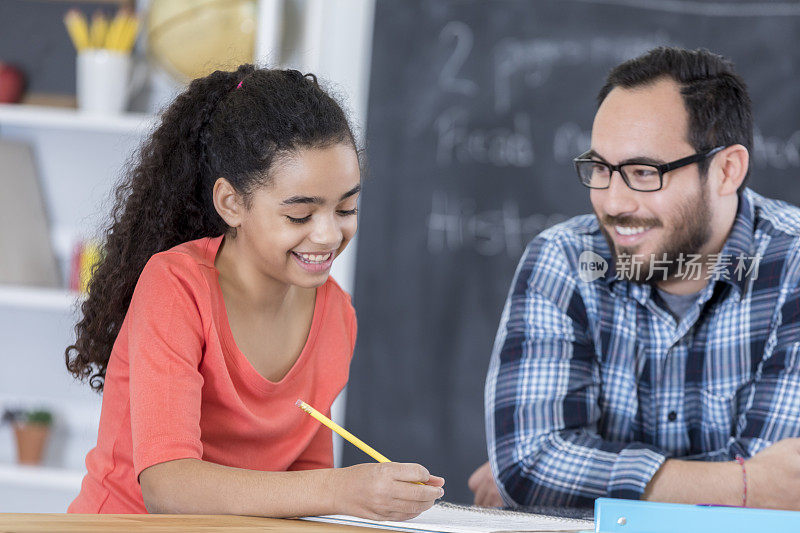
xmin=346 ymin=0 xmax=800 ymax=503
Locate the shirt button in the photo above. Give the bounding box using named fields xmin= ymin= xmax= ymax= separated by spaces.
xmin=668 ymin=411 xmax=677 ymax=422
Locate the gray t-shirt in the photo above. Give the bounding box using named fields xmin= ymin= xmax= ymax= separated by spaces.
xmin=655 ymin=287 xmax=701 ymax=320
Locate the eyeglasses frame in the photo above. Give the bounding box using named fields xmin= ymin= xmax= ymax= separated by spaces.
xmin=573 ymin=145 xmax=727 ymax=192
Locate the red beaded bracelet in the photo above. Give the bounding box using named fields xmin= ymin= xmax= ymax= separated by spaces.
xmin=735 ymin=455 xmax=747 ymax=507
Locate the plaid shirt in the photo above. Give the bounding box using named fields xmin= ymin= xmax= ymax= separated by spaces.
xmin=485 ymin=188 xmax=800 ymax=508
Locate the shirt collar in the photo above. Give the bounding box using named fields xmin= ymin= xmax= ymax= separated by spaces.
xmin=712 ymin=189 xmax=756 ymax=299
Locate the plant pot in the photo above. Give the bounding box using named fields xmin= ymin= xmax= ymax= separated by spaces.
xmin=13 ymin=423 xmax=50 ymax=465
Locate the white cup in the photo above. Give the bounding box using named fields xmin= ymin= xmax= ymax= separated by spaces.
xmin=77 ymin=50 xmax=139 ymax=114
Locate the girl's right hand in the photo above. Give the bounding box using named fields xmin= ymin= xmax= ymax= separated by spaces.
xmin=331 ymin=462 xmax=446 ymax=521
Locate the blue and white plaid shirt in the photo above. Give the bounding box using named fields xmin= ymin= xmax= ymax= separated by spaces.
xmin=485 ymin=188 xmax=800 ymax=508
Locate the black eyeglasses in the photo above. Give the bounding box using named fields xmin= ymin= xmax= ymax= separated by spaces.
xmin=574 ymin=146 xmax=726 ymax=192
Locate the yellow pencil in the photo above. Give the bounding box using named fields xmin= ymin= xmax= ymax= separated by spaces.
xmin=89 ymin=11 xmax=108 ymax=49
xmin=296 ymin=399 xmax=391 ymax=463
xmin=105 ymin=9 xmax=129 ymax=51
xmin=64 ymin=10 xmax=90 ymax=52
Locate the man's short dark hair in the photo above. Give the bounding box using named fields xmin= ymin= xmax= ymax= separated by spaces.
xmin=597 ymin=47 xmax=753 ymax=189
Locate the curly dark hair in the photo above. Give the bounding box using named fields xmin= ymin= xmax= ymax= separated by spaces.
xmin=65 ymin=64 xmax=357 ymax=393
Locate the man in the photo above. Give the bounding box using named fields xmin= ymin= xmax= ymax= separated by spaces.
xmin=469 ymin=47 xmax=800 ymax=509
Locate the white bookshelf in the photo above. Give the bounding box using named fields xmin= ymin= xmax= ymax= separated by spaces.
xmin=0 ymin=463 xmax=83 ymax=491
xmin=0 ymin=104 xmax=150 ymax=298
xmin=0 ymin=285 xmax=83 ymax=313
xmin=0 ymin=104 xmax=156 ymax=135
xmin=0 ymin=102 xmax=135 ymax=512
xmin=0 ymin=463 xmax=84 ymax=512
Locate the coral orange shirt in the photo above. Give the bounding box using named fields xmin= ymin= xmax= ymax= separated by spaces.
xmin=68 ymin=236 xmax=356 ymax=513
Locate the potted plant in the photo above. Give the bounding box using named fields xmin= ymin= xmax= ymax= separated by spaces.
xmin=2 ymin=408 xmax=53 ymax=465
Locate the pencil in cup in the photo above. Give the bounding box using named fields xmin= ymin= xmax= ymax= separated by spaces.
xmin=89 ymin=11 xmax=108 ymax=49
xmin=64 ymin=10 xmax=91 ymax=52
xmin=64 ymin=9 xmax=139 ymax=53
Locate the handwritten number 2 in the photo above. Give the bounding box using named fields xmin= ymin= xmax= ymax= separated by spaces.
xmin=439 ymin=21 xmax=478 ymax=96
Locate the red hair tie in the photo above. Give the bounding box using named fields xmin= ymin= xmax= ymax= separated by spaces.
xmin=236 ymin=80 xmax=244 ymax=90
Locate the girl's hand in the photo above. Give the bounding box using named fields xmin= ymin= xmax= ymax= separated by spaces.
xmin=331 ymin=462 xmax=445 ymax=521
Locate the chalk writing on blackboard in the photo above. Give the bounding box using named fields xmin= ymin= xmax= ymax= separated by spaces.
xmin=553 ymin=122 xmax=592 ymax=164
xmin=493 ymin=33 xmax=674 ymax=113
xmin=436 ymin=108 xmax=534 ymax=168
xmin=427 ymin=191 xmax=568 ymax=257
xmin=439 ymin=21 xmax=479 ymax=96
xmin=752 ymin=127 xmax=800 ymax=170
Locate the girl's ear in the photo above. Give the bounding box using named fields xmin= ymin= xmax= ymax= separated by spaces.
xmin=212 ymin=177 xmax=244 ymax=228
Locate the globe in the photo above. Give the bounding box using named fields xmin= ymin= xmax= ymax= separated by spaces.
xmin=147 ymin=0 xmax=257 ymax=81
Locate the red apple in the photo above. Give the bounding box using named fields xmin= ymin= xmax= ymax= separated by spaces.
xmin=0 ymin=63 xmax=25 ymax=104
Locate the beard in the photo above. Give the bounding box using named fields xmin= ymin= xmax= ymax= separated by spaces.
xmin=596 ymin=183 xmax=712 ymax=284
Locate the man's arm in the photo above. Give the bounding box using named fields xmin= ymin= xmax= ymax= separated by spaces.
xmin=645 ymin=286 xmax=800 ymax=510
xmin=643 ymin=438 xmax=800 ymax=510
xmin=642 ymin=458 xmax=741 ymax=505
xmin=485 ymin=237 xmax=668 ymax=507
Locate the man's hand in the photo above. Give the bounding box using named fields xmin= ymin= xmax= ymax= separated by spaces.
xmin=747 ymin=437 xmax=800 ymax=510
xmin=467 ymin=461 xmax=504 ymax=507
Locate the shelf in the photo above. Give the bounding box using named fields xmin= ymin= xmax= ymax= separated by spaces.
xmin=0 ymin=285 xmax=83 ymax=312
xmin=0 ymin=104 xmax=157 ymax=135
xmin=0 ymin=463 xmax=83 ymax=491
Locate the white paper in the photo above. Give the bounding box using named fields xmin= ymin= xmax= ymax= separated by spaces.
xmin=302 ymin=502 xmax=594 ymax=532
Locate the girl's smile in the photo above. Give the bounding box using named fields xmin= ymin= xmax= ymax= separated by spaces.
xmin=291 ymin=249 xmax=336 ymax=273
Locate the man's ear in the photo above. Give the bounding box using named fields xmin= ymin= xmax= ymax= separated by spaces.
xmin=212 ymin=177 xmax=244 ymax=228
xmin=713 ymin=144 xmax=749 ymax=196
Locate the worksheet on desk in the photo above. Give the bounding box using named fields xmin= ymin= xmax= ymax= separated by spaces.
xmin=302 ymin=502 xmax=594 ymax=532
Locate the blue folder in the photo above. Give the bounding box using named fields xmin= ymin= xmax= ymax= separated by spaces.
xmin=592 ymin=498 xmax=800 ymax=532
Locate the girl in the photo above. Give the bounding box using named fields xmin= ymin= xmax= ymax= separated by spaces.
xmin=65 ymin=65 xmax=444 ymax=519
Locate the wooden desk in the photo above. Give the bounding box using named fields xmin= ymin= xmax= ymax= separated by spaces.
xmin=0 ymin=514 xmax=388 ymax=532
